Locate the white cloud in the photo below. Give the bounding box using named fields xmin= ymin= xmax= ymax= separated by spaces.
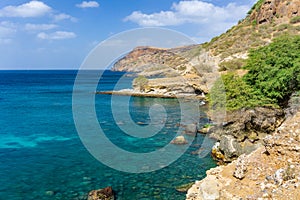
xmin=37 ymin=31 xmax=76 ymax=40
xmin=52 ymin=13 xmax=77 ymax=22
xmin=124 ymin=0 xmax=250 ymax=27
xmin=0 ymin=21 xmax=16 ymax=44
xmin=76 ymin=1 xmax=99 ymax=8
xmin=0 ymin=1 xmax=52 ymax=18
xmin=25 ymin=23 xmax=58 ymax=31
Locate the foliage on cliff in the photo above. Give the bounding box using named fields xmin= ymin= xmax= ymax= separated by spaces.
xmin=244 ymin=35 xmax=300 ymax=105
xmin=210 ymin=35 xmax=300 ymax=111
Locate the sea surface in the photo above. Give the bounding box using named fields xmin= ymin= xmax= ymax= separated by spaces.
xmin=0 ymin=70 xmax=216 ymax=200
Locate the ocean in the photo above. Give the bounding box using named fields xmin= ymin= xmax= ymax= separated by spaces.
xmin=0 ymin=70 xmax=216 ymax=199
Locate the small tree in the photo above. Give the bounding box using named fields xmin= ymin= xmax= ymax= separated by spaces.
xmin=133 ymin=75 xmax=149 ymax=92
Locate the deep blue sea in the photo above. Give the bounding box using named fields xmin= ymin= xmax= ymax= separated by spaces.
xmin=0 ymin=70 xmax=216 ymax=200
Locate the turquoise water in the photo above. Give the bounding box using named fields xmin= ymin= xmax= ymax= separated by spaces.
xmin=0 ymin=70 xmax=216 ymax=199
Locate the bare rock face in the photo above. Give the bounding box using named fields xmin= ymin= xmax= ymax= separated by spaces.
xmin=209 ymin=107 xmax=284 ymax=162
xmin=250 ymin=0 xmax=300 ymax=24
xmin=186 ymin=110 xmax=300 ymax=200
xmin=88 ymin=187 xmax=114 ymax=200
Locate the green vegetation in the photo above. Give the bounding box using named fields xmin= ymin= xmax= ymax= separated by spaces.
xmin=219 ymin=58 xmax=246 ymax=72
xmin=210 ymin=35 xmax=300 ymax=111
xmin=290 ymin=16 xmax=300 ymax=24
xmin=247 ymin=0 xmax=265 ymax=15
xmin=209 ymin=73 xmax=272 ymax=111
xmin=133 ymin=75 xmax=149 ymax=92
xmin=244 ymin=35 xmax=300 ymax=105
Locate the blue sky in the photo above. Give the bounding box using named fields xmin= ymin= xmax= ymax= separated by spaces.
xmin=0 ymin=0 xmax=256 ymax=69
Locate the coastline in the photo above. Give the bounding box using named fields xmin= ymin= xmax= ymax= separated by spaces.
xmin=96 ymin=89 xmax=206 ymax=101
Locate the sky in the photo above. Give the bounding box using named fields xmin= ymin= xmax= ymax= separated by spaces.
xmin=0 ymin=0 xmax=257 ymax=69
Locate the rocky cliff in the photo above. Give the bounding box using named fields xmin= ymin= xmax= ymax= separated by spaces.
xmin=186 ymin=109 xmax=300 ymax=200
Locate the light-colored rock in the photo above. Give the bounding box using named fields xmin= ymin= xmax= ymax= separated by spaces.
xmin=219 ymin=135 xmax=242 ymax=160
xmin=187 ymin=110 xmax=300 ymax=200
xmin=233 ymin=154 xmax=248 ymax=179
xmin=171 ymin=135 xmax=188 ymax=145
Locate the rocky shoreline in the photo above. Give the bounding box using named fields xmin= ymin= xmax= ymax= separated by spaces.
xmin=96 ymin=89 xmax=206 ymax=100
xmin=186 ymin=109 xmax=300 ymax=200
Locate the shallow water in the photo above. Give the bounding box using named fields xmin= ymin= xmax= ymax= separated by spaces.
xmin=0 ymin=70 xmax=216 ymax=199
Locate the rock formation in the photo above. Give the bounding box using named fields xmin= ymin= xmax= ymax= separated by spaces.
xmin=210 ymin=107 xmax=285 ymax=162
xmin=186 ymin=110 xmax=300 ymax=200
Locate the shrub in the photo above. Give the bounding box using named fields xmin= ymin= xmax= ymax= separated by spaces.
xmin=209 ymin=73 xmax=272 ymax=111
xmin=219 ymin=58 xmax=246 ymax=71
xmin=132 ymin=75 xmax=149 ymax=92
xmin=276 ymin=24 xmax=290 ymax=31
xmin=290 ymin=16 xmax=300 ymax=24
xmin=244 ymin=35 xmax=300 ymax=105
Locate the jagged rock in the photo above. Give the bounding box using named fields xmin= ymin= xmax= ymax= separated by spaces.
xmin=88 ymin=187 xmax=114 ymax=200
xmin=171 ymin=135 xmax=188 ymax=145
xmin=187 ymin=109 xmax=300 ymax=200
xmin=211 ymin=142 xmax=225 ymax=161
xmin=233 ymin=154 xmax=248 ymax=179
xmin=219 ymin=135 xmax=242 ymax=160
xmin=209 ymin=107 xmax=284 ymax=162
xmin=250 ymin=0 xmax=300 ymax=24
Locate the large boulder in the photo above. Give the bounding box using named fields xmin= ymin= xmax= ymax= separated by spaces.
xmin=219 ymin=135 xmax=242 ymax=161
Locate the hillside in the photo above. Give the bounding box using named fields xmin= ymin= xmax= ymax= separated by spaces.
xmin=112 ymin=0 xmax=300 ymax=96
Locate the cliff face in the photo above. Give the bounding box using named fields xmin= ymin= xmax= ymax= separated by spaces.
xmin=113 ymin=45 xmax=220 ymax=94
xmin=250 ymin=0 xmax=300 ymax=24
xmin=186 ymin=109 xmax=300 ymax=200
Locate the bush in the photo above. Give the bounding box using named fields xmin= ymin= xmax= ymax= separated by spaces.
xmin=244 ymin=35 xmax=300 ymax=105
xmin=132 ymin=75 xmax=149 ymax=92
xmin=219 ymin=58 xmax=246 ymax=72
xmin=290 ymin=16 xmax=300 ymax=24
xmin=209 ymin=73 xmax=272 ymax=111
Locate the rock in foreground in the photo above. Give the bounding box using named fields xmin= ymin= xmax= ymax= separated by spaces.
xmin=187 ymin=111 xmax=300 ymax=200
xmin=88 ymin=187 xmax=114 ymax=200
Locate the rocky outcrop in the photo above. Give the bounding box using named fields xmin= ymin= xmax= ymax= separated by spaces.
xmin=187 ymin=110 xmax=300 ymax=200
xmin=250 ymin=0 xmax=300 ymax=24
xmin=112 ymin=44 xmax=221 ymax=95
xmin=88 ymin=187 xmax=114 ymax=200
xmin=210 ymin=107 xmax=285 ymax=162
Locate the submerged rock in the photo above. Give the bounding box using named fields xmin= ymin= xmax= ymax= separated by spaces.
xmin=171 ymin=135 xmax=188 ymax=145
xmin=175 ymin=182 xmax=194 ymax=192
xmin=184 ymin=124 xmax=197 ymax=136
xmin=88 ymin=186 xmax=114 ymax=200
